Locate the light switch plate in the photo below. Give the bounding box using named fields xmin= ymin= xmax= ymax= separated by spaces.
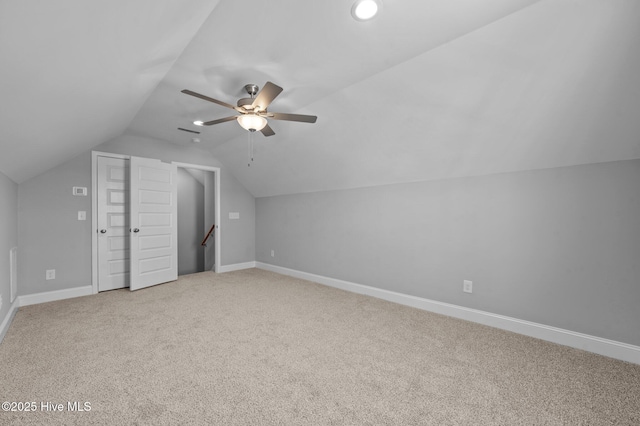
xmin=78 ymin=211 xmax=86 ymax=221
xmin=229 ymin=212 xmax=240 ymax=220
xmin=72 ymin=186 xmax=87 ymax=196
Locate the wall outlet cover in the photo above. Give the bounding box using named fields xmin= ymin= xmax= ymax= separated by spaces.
xmin=463 ymin=280 xmax=473 ymax=293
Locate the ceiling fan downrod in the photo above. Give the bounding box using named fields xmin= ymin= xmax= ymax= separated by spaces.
xmin=244 ymin=84 xmax=259 ymax=97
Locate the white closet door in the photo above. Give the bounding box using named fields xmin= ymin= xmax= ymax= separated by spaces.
xmin=97 ymin=156 xmax=130 ymax=291
xmin=129 ymin=156 xmax=178 ymax=291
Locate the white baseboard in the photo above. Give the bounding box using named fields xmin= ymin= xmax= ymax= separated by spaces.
xmin=218 ymin=261 xmax=256 ymax=273
xmin=0 ymin=299 xmax=20 ymax=343
xmin=255 ymin=262 xmax=640 ymax=365
xmin=0 ymin=286 xmax=94 ymax=344
xmin=18 ymin=286 xmax=93 ymax=307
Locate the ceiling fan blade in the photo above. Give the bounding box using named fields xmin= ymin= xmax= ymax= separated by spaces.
xmin=251 ymin=82 xmax=283 ymax=110
xmin=202 ymin=116 xmax=238 ymax=126
xmin=181 ymin=89 xmax=237 ymax=110
xmin=268 ymin=112 xmax=317 ymax=123
xmin=260 ymin=124 xmax=275 ymax=137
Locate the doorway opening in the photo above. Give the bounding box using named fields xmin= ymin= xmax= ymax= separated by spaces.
xmin=172 ymin=162 xmax=220 ymax=277
xmin=177 ymin=167 xmax=217 ymax=276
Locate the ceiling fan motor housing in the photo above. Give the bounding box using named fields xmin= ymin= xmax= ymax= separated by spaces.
xmin=237 ymin=98 xmax=256 ymax=110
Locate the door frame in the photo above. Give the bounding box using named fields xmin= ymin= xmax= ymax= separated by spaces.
xmin=171 ymin=161 xmax=221 ymax=276
xmin=91 ymin=152 xmax=222 ymax=294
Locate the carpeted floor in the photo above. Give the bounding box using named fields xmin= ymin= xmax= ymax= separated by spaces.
xmin=1 ymin=269 xmax=639 ymax=425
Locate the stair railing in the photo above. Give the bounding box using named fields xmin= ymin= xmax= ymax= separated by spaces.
xmin=201 ymin=224 xmax=215 ymax=247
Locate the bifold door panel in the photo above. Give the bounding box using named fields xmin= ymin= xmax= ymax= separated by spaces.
xmin=97 ymin=157 xmax=130 ymax=291
xmin=97 ymin=155 xmax=182 ymax=292
xmin=129 ymin=156 xmax=178 ymax=291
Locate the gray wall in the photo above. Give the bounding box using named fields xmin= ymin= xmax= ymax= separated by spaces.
xmin=0 ymin=171 xmax=18 ymax=324
xmin=17 ymin=134 xmax=255 ymax=296
xmin=18 ymin=152 xmax=92 ymax=296
xmin=177 ymin=168 xmax=204 ymax=275
xmin=204 ymin=170 xmax=216 ymax=271
xmin=256 ymin=159 xmax=640 ymax=346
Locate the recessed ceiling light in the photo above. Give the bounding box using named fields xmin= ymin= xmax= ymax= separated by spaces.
xmin=351 ymin=0 xmax=381 ymax=21
xmin=193 ymin=120 xmax=204 ymax=126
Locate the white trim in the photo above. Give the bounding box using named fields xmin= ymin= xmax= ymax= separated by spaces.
xmin=218 ymin=261 xmax=256 ymax=273
xmin=0 ymin=286 xmax=93 ymax=343
xmin=18 ymin=286 xmax=93 ymax=307
xmin=255 ymin=262 xmax=640 ymax=365
xmin=0 ymin=299 xmax=20 ymax=343
xmin=171 ymin=162 xmax=221 ymax=274
xmin=91 ymin=151 xmax=131 ymax=295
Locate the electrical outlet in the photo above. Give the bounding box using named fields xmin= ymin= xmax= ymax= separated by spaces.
xmin=271 ymin=250 xmax=275 ymax=257
xmin=46 ymin=269 xmax=56 ymax=280
xmin=463 ymin=280 xmax=473 ymax=293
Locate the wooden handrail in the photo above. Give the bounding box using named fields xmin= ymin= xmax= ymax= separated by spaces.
xmin=201 ymin=224 xmax=215 ymax=246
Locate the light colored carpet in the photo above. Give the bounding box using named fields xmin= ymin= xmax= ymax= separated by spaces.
xmin=1 ymin=268 xmax=639 ymax=425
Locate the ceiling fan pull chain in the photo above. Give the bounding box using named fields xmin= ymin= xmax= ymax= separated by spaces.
xmin=247 ymin=131 xmax=255 ymax=166
xmin=247 ymin=131 xmax=251 ymax=167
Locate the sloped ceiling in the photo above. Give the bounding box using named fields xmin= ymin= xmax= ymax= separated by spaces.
xmin=2 ymin=0 xmax=639 ymax=196
xmin=0 ymin=0 xmax=221 ymax=183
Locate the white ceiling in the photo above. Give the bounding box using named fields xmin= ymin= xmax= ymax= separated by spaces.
xmin=2 ymin=0 xmax=639 ymax=196
xmin=0 ymin=0 xmax=221 ymax=183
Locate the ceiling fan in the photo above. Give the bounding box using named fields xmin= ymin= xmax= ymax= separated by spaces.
xmin=181 ymin=81 xmax=317 ymax=137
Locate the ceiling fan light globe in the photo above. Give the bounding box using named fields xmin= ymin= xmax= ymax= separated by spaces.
xmin=237 ymin=114 xmax=267 ymax=132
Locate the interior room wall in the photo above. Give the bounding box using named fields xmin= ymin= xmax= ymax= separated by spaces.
xmin=204 ymin=170 xmax=216 ymax=271
xmin=177 ymin=168 xmax=204 ymax=275
xmin=0 ymin=171 xmax=18 ymax=324
xmin=17 ymin=152 xmax=92 ymax=296
xmin=256 ymin=159 xmax=640 ymax=346
xmin=16 ymin=134 xmax=255 ymax=297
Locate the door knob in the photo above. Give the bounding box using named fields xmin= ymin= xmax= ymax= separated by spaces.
xmin=100 ymin=229 xmax=107 ymax=234
xmin=133 ymin=228 xmax=140 ymax=233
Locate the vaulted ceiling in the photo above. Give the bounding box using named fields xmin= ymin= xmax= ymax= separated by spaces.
xmin=1 ymin=0 xmax=639 ymax=196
